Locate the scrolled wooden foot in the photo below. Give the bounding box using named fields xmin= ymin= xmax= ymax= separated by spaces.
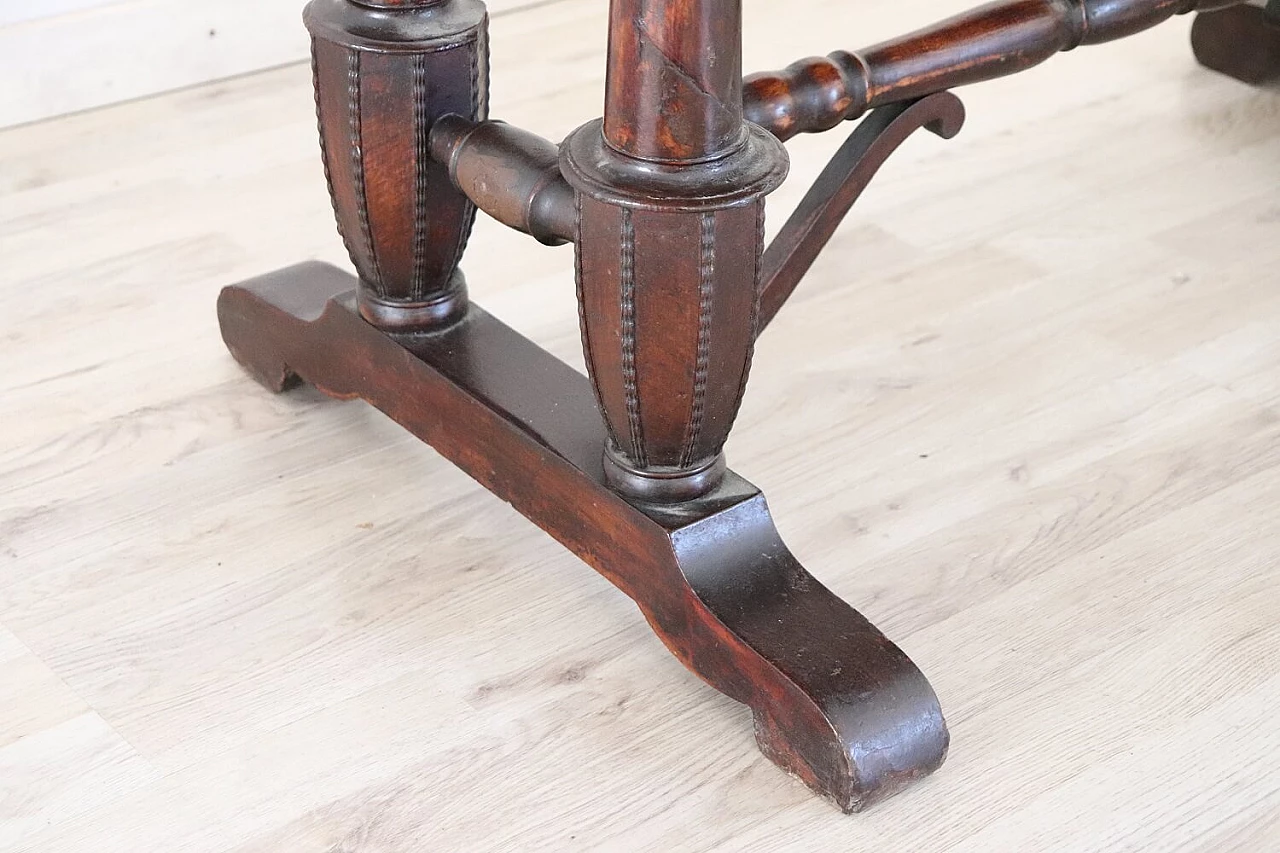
xmin=217 ymin=262 xmax=947 ymax=812
xmin=1192 ymin=2 xmax=1280 ymax=84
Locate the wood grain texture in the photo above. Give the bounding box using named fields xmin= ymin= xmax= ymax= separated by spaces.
xmin=306 ymin=0 xmax=486 ymax=328
xmin=565 ymin=0 xmax=788 ymax=498
xmin=1 ymin=0 xmax=1279 ymax=848
xmin=742 ymin=0 xmax=1247 ymax=139
xmin=214 ymin=263 xmax=947 ymax=812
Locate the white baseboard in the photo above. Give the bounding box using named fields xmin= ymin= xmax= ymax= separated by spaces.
xmin=0 ymin=0 xmax=539 ymax=129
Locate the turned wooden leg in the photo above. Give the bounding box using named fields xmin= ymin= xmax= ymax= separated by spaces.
xmin=1192 ymin=1 xmax=1280 ymax=84
xmin=305 ymin=0 xmax=488 ymax=330
xmin=562 ymin=0 xmax=788 ymax=502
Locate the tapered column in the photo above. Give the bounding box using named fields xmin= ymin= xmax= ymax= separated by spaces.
xmin=564 ymin=0 xmax=788 ymax=501
xmin=305 ymin=0 xmax=488 ymax=330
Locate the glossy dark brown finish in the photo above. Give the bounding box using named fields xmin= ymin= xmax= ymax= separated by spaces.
xmin=743 ymin=0 xmax=1245 ymax=140
xmin=564 ymin=0 xmax=788 ymax=500
xmin=218 ymin=263 xmax=948 ymax=812
xmin=567 ymin=189 xmax=771 ymax=491
xmin=1192 ymin=2 xmax=1280 ymax=84
xmin=603 ymin=0 xmax=745 ymax=161
xmin=429 ymin=116 xmax=575 ymax=245
xmin=305 ymin=0 xmax=488 ymax=329
xmin=758 ymin=93 xmax=966 ymax=335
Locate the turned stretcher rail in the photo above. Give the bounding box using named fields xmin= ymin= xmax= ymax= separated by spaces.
xmin=432 ymin=0 xmax=1248 ymax=243
xmin=430 ymin=116 xmax=576 ymax=245
xmin=743 ymin=0 xmax=1245 ymax=139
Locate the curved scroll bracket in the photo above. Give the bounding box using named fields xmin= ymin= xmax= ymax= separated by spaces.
xmin=757 ymin=91 xmax=966 ymax=335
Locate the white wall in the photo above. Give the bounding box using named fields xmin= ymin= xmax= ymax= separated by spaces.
xmin=1 ymin=0 xmax=130 ymax=26
xmin=0 ymin=0 xmax=311 ymax=127
xmin=0 ymin=0 xmax=532 ymax=129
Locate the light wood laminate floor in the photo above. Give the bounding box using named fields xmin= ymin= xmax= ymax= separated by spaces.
xmin=2 ymin=2 xmax=1279 ymax=850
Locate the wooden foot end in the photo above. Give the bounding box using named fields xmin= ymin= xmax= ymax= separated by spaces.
xmin=1192 ymin=4 xmax=1280 ymax=85
xmin=217 ymin=262 xmax=947 ymax=811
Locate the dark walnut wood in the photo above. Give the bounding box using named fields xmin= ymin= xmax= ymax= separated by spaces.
xmin=219 ymin=263 xmax=948 ymax=813
xmin=563 ymin=0 xmax=788 ymax=502
xmin=305 ymin=0 xmax=488 ymax=330
xmin=217 ymin=0 xmax=1276 ymax=814
xmin=743 ymin=0 xmax=1246 ymax=140
xmin=429 ymin=116 xmax=575 ymax=245
xmin=603 ymin=0 xmax=744 ymax=161
xmin=1192 ymin=1 xmax=1280 ymax=84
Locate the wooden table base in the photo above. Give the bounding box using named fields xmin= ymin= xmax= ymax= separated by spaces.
xmin=214 ymin=0 xmax=1277 ymax=815
xmin=218 ymin=262 xmax=948 ymax=813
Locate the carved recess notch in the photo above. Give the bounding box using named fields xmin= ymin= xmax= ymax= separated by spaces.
xmin=305 ymin=0 xmax=488 ymax=330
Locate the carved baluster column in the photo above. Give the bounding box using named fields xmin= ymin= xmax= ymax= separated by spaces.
xmin=562 ymin=0 xmax=789 ymax=501
xmin=305 ymin=0 xmax=488 ymax=330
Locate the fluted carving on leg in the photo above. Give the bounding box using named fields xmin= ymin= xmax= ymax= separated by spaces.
xmin=306 ymin=0 xmax=488 ymax=330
